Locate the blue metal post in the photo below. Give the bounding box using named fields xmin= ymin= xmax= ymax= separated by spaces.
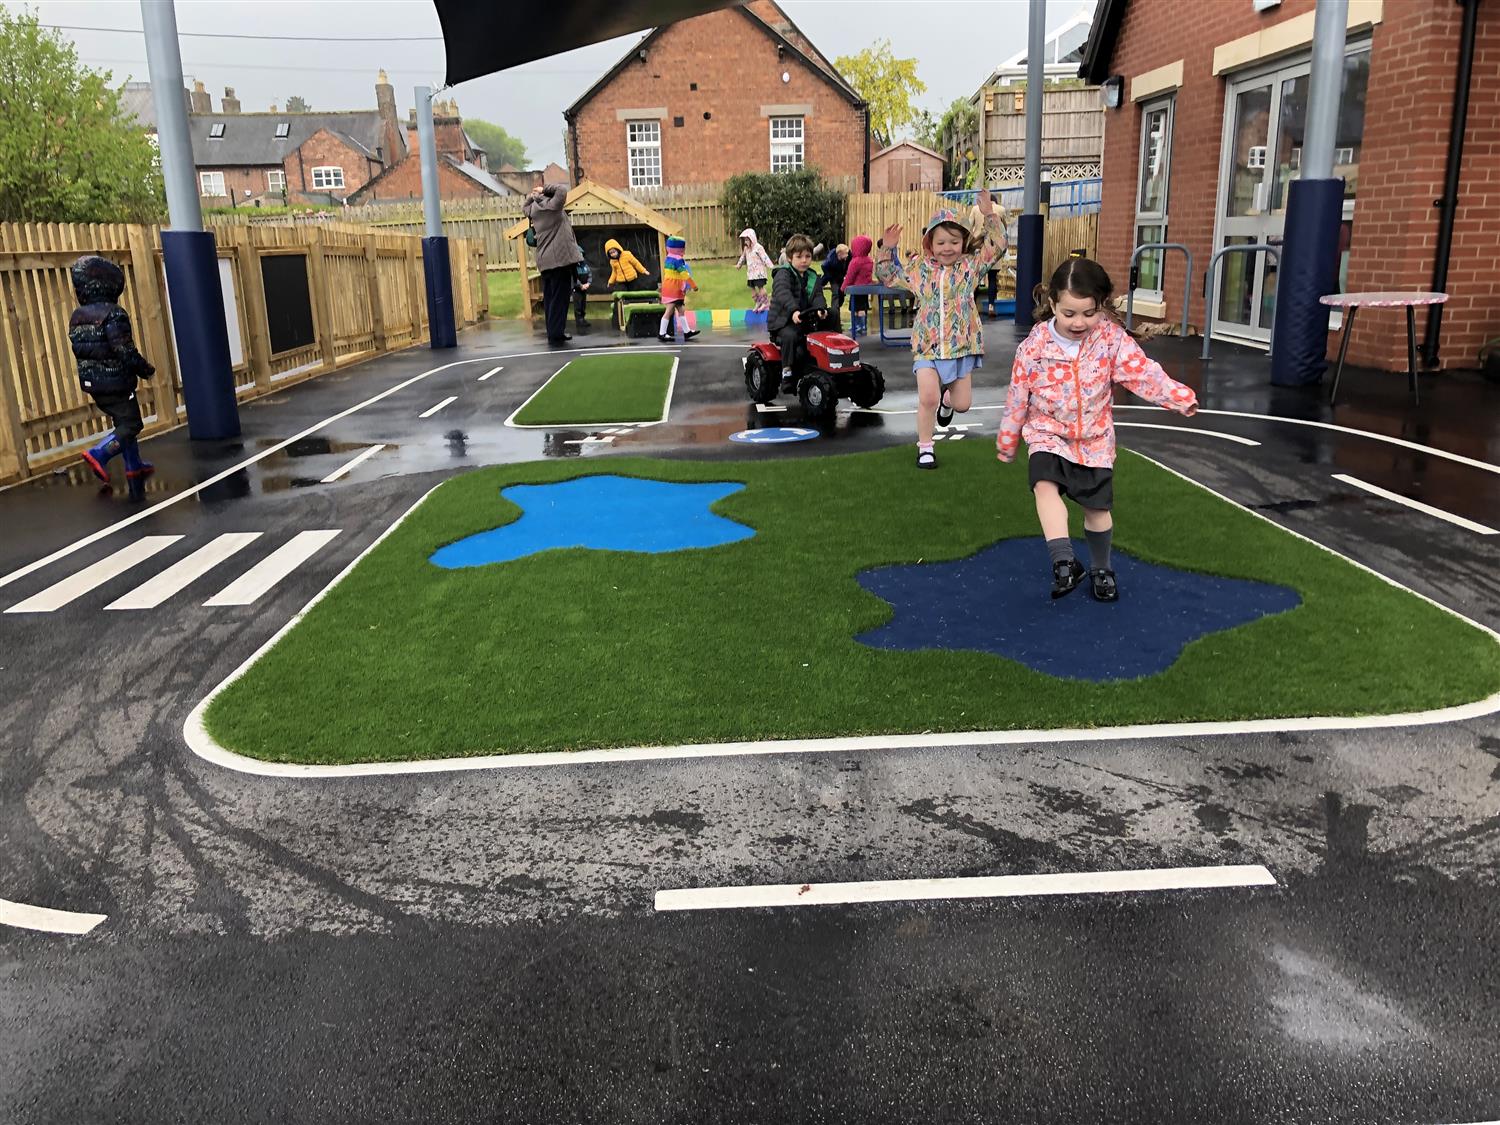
xmin=415 ymin=86 xmax=457 ymax=349
xmin=1013 ymin=0 xmax=1048 ymax=331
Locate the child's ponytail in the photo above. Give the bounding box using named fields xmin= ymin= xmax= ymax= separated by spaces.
xmin=1031 ymin=282 xmax=1055 ymax=322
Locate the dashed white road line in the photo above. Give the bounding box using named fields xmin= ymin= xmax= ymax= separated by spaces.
xmin=1332 ymin=474 xmax=1497 ymax=535
xmin=6 ymin=536 xmax=181 ymax=613
xmin=418 ymin=396 xmax=458 ymax=419
xmin=0 ymin=896 xmax=107 ymax=935
xmin=321 ymin=444 xmax=387 ymax=483
xmin=477 ymin=365 xmax=503 ymax=381
xmin=203 ymin=530 xmax=341 ymax=607
xmin=655 ymin=864 xmax=1278 ymax=912
xmin=106 ymin=532 xmax=263 ymax=611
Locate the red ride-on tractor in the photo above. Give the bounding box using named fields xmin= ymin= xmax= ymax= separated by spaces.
xmin=744 ymin=329 xmax=884 ymax=422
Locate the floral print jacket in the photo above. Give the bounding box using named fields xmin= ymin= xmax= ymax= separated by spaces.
xmin=875 ymin=212 xmax=1005 ymax=361
xmin=997 ymin=319 xmax=1198 ymax=468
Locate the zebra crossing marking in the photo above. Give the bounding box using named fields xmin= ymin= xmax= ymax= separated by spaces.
xmin=5 ymin=536 xmax=182 ymax=614
xmin=104 ymin=533 xmax=263 ymax=611
xmin=204 ymin=530 xmax=342 ymax=607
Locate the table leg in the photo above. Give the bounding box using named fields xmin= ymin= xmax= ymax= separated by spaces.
xmin=1406 ymin=304 xmax=1420 ymax=406
xmin=1329 ymin=304 xmax=1357 ymax=406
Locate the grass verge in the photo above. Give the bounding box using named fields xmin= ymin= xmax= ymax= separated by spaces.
xmin=511 ymin=353 xmax=674 ymax=427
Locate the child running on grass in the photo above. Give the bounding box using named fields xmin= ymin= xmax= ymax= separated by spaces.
xmin=736 ymin=228 xmax=774 ymax=313
xmin=659 ymin=235 xmax=700 ymax=342
xmin=877 ymin=189 xmax=1007 ymax=469
xmin=997 ymin=258 xmax=1198 ymax=602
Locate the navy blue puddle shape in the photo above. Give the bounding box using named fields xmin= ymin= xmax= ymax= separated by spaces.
xmin=856 ymin=538 xmax=1301 ymax=682
xmin=429 ymin=475 xmax=754 ymax=568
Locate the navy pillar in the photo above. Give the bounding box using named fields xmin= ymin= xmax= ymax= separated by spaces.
xmin=161 ymin=231 xmax=241 ymax=437
xmin=1270 ymin=179 xmax=1343 ymax=386
xmin=1014 ymin=214 xmax=1045 ymax=329
xmin=422 ymin=237 xmax=458 ymax=349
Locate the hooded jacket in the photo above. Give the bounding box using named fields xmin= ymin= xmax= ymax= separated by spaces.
xmin=604 ymin=238 xmax=648 ymax=286
xmin=736 ymin=228 xmax=774 ymax=282
xmin=522 ymin=183 xmax=582 ymax=272
xmin=843 ymin=235 xmax=875 ymax=290
xmin=875 ymin=208 xmax=1005 ymax=360
xmin=768 ymin=261 xmax=827 ymax=335
xmin=997 ymin=319 xmax=1197 ymax=468
xmin=68 ymin=256 xmax=154 ymax=397
xmin=660 ymin=237 xmax=697 ymax=303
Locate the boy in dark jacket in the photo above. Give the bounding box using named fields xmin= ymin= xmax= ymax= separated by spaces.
xmin=69 ymin=255 xmax=156 ymax=491
xmin=572 ymin=244 xmax=592 ymax=330
xmin=822 ymin=243 xmax=850 ymax=323
xmin=768 ymin=233 xmax=828 ymax=392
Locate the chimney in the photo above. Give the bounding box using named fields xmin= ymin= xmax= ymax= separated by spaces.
xmin=189 ymin=80 xmax=211 ymax=114
xmin=375 ymin=69 xmax=402 ymax=162
xmin=270 ymin=102 xmax=279 ymax=113
xmin=222 ymin=86 xmax=240 ymax=114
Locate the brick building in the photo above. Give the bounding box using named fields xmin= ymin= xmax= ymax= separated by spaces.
xmin=564 ymin=0 xmax=869 ymax=191
xmin=1082 ymin=0 xmax=1500 ymax=372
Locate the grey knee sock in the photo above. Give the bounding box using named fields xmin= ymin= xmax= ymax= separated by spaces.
xmin=1086 ymin=527 xmax=1113 ymax=570
xmin=1045 ymin=537 xmax=1074 ymax=566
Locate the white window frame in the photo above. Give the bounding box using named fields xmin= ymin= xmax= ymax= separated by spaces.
xmin=266 ymin=169 xmax=286 ymax=193
xmin=198 ymin=170 xmax=226 ymax=196
xmin=1247 ymin=145 xmax=1267 ymax=169
xmin=311 ymin=165 xmax=345 ymax=190
xmin=770 ymin=115 xmax=804 ymax=173
xmin=275 ymin=121 xmax=290 ymax=139
xmin=626 ymin=120 xmax=661 ymax=189
xmin=208 ymin=122 xmax=225 ymax=139
xmin=1132 ymin=95 xmax=1174 ymax=304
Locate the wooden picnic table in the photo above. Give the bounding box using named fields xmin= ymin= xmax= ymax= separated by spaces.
xmin=1320 ymin=291 xmax=1448 ymax=406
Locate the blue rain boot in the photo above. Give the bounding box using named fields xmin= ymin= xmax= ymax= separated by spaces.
xmin=81 ymin=433 xmax=120 ymax=482
xmin=119 ymin=437 xmax=154 ymax=481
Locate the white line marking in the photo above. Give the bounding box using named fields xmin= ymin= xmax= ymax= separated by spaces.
xmin=1116 ymin=421 xmax=1261 ymax=447
xmin=418 ymin=396 xmax=457 ymax=419
xmin=0 ymin=352 xmax=519 ymax=592
xmin=203 ymin=530 xmax=341 ymax=607
xmin=477 ymin=366 xmax=503 ymax=381
xmin=756 ymin=403 xmax=786 ymax=414
xmin=183 ymin=450 xmax=1500 ymax=778
xmin=562 ymin=436 xmax=615 ymax=446
xmin=504 ymin=354 xmax=678 ymax=429
xmin=0 ymin=896 xmax=107 ymax=935
xmin=105 ymin=532 xmax=262 ymax=611
xmin=1332 ymin=473 xmax=1497 ymax=535
xmin=655 ymin=864 xmax=1278 ymax=912
xmin=320 ymin=444 xmax=387 ymax=483
xmin=6 ymin=536 xmax=182 ymax=613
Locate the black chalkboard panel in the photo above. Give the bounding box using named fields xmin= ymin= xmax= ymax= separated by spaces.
xmin=577 ymin=227 xmax=660 ymax=290
xmin=260 ymin=253 xmax=316 ymax=355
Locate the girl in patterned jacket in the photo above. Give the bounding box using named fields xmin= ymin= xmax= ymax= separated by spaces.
xmin=876 ymin=189 xmax=1007 ymax=469
xmin=997 ymin=258 xmax=1198 ymax=602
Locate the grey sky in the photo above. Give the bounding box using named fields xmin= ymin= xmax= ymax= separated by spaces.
xmin=11 ymin=0 xmax=1092 ymax=167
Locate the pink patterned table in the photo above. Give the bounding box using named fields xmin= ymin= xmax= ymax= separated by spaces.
xmin=1320 ymin=291 xmax=1448 ymax=406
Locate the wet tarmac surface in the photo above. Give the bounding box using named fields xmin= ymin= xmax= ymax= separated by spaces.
xmin=3 ymin=317 xmax=1499 ymax=1123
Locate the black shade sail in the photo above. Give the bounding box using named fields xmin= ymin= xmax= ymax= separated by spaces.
xmin=433 ymin=0 xmax=745 ymax=86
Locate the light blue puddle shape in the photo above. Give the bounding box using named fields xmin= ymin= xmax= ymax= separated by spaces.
xmin=429 ymin=475 xmax=754 ymax=568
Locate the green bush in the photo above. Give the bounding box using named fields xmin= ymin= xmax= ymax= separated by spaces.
xmin=722 ymin=169 xmax=845 ymax=257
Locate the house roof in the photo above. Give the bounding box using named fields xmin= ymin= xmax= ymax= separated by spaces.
xmin=1078 ymin=0 xmax=1127 ymax=85
xmin=871 ymin=140 xmax=947 ymax=164
xmin=187 ymin=110 xmax=397 ymax=167
xmin=447 ymin=156 xmax=515 ymax=195
xmin=119 ymin=80 xmax=170 ymax=131
xmin=564 ymin=0 xmax=861 ymax=119
xmin=504 ymin=180 xmax=684 ymax=240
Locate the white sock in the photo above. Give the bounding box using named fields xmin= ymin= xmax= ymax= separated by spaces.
xmin=659 ymin=312 xmax=672 ymax=334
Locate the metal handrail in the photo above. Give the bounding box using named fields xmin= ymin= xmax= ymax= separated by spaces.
xmin=1125 ymin=243 xmax=1192 ymax=339
xmin=1202 ymin=244 xmax=1282 ymax=360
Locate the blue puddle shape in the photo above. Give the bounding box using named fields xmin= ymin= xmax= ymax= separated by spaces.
xmin=430 ymin=475 xmax=754 ymax=568
xmin=856 ymin=538 xmax=1301 ymax=682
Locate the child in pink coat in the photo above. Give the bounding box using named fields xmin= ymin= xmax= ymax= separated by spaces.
xmin=997 ymin=258 xmax=1198 ymax=602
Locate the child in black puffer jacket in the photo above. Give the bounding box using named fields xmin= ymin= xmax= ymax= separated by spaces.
xmin=69 ymin=255 xmax=156 ymax=491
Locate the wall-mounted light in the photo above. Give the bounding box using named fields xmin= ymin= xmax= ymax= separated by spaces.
xmin=637 ymin=48 xmax=648 ymax=62
xmin=1101 ymin=75 xmax=1125 ymax=109
xmin=781 ymin=71 xmax=790 ymax=84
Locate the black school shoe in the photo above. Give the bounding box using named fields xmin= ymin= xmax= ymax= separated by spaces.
xmin=916 ymin=448 xmax=937 ymax=469
xmin=1089 ymin=568 xmax=1119 ymax=602
xmin=1051 ymin=558 xmax=1085 ymax=599
xmin=936 ymin=393 xmax=954 ymax=428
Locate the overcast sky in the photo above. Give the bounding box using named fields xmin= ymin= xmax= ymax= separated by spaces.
xmin=11 ymin=0 xmax=1093 ymax=167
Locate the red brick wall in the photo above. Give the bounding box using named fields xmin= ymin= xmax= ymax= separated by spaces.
xmin=568 ymin=7 xmax=867 ymax=190
xmin=1098 ymin=0 xmax=1500 ymax=372
xmin=195 ymin=165 xmax=282 ymax=204
xmin=349 ymin=158 xmax=496 ymax=204
xmin=289 ymin=129 xmax=380 ymax=201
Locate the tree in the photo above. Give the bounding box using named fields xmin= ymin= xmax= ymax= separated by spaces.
xmin=463 ymin=119 xmax=528 ymax=169
xmin=0 ymin=11 xmax=163 ymax=223
xmin=284 ymin=95 xmax=311 ymax=113
xmin=834 ymin=40 xmax=927 ymax=149
xmin=911 ymin=109 xmax=938 ymax=150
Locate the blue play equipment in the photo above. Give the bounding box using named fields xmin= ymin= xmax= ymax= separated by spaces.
xmin=855 ymin=539 xmax=1301 ymax=681
xmin=429 ymin=476 xmax=754 ymax=568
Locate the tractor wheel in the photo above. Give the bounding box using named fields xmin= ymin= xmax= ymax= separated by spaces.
xmin=848 ymin=364 xmax=885 ymax=409
xmin=798 ymin=372 xmax=838 ymax=423
xmin=744 ymin=352 xmax=779 ymax=403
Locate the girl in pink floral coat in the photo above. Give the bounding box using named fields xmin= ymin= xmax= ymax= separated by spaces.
xmin=997 ymin=258 xmax=1198 ymax=601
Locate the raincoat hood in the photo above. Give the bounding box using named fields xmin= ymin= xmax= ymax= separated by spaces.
xmin=850 ymin=235 xmax=873 ymax=258
xmin=71 ymin=255 xmax=125 ymax=304
xmin=922 ymin=208 xmax=970 ymax=256
xmin=740 ymin=228 xmax=762 ymax=247
xmin=604 ymin=238 xmax=623 ymax=256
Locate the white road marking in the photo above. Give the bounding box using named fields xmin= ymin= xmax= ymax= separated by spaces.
xmin=321 ymin=444 xmax=387 ymax=483
xmin=563 ymin=436 xmax=615 ymax=446
xmin=756 ymin=403 xmax=786 ymax=414
xmin=6 ymin=536 xmax=182 ymax=613
xmin=655 ymin=864 xmax=1278 ymax=913
xmin=477 ymin=366 xmax=503 ymax=381
xmin=1332 ymin=474 xmax=1497 ymax=535
xmin=203 ymin=530 xmax=341 ymax=607
xmin=0 ymin=896 xmax=107 ymax=935
xmin=105 ymin=532 xmax=263 ymax=611
xmin=1116 ymin=421 xmax=1261 ymax=446
xmin=418 ymin=396 xmax=457 ymax=419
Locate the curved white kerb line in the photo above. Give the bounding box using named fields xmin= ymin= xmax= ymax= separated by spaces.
xmin=182 ymin=451 xmax=1500 ymax=780
xmin=0 ymin=896 xmax=106 ymax=935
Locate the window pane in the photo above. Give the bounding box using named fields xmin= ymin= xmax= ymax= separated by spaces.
xmin=1226 ymin=85 xmax=1272 ymax=217
xmin=1270 ymin=75 xmax=1305 ymax=214
xmin=1134 ymin=225 xmax=1164 ymax=293
xmin=1137 ymin=105 xmax=1169 ymax=214
xmin=1337 ymin=51 xmax=1368 ymax=201
xmin=1217 ymin=235 xmax=1257 ymax=325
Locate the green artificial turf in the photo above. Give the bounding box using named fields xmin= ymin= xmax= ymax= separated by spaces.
xmin=205 ymin=442 xmax=1500 ymax=764
xmin=510 ymin=353 xmax=674 ymax=427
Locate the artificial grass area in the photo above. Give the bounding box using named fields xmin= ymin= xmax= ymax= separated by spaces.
xmin=205 ymin=442 xmax=1500 ymax=764
xmin=510 ymin=353 xmax=674 ymax=427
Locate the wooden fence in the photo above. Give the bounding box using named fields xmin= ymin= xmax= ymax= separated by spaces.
xmin=0 ymin=220 xmax=486 ymax=486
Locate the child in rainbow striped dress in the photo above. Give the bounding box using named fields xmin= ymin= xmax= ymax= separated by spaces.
xmin=659 ymin=235 xmax=700 ymax=342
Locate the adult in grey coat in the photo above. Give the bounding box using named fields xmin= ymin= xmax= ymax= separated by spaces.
xmin=524 ymin=180 xmax=583 ymax=346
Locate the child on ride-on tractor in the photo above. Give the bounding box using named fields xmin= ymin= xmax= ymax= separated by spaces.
xmin=768 ymin=233 xmax=829 ymax=393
